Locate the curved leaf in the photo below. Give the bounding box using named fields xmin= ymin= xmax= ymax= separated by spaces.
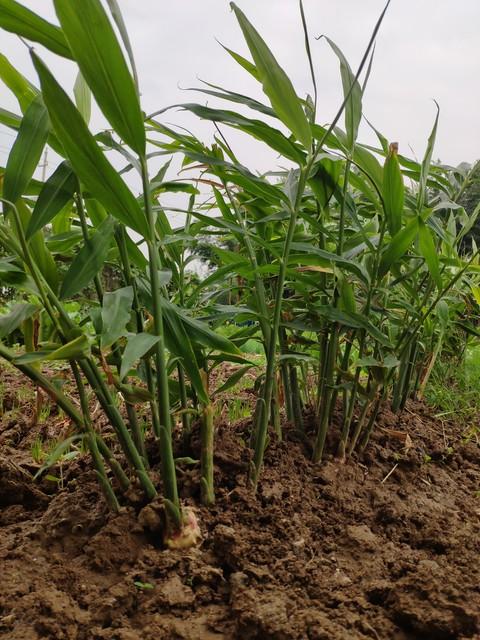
xmin=120 ymin=333 xmax=160 ymax=380
xmin=32 ymin=52 xmax=148 ymax=236
xmin=0 ymin=302 xmax=39 ymax=339
xmin=0 ymin=0 xmax=72 ymax=58
xmin=0 ymin=53 xmax=38 ymax=113
xmin=101 ymin=286 xmax=133 ymax=348
xmin=379 ymin=218 xmax=419 ymax=277
xmin=230 ymin=3 xmax=311 ymax=150
xmin=27 ymin=162 xmax=76 ymax=239
xmin=3 ymin=95 xmax=49 ymax=211
xmin=383 ymin=142 xmax=404 ymax=235
xmin=60 ymin=216 xmax=115 ymax=300
xmin=54 ymin=0 xmax=145 ymax=154
xmin=418 ymin=218 xmax=442 ymax=289
xmin=324 ymin=37 xmax=362 ymax=151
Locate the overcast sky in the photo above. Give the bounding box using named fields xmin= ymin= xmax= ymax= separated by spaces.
xmin=1 ymin=0 xmax=479 ymax=180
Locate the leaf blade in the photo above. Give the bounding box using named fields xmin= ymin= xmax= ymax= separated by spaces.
xmin=230 ymin=2 xmax=311 ymax=149
xmin=54 ymin=0 xmax=145 ymax=154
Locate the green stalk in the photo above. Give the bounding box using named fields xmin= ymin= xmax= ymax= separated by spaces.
xmin=95 ymin=436 xmax=130 ymax=492
xmin=5 ymin=200 xmax=152 ymax=495
xmin=343 ymin=187 xmax=389 ymax=439
xmin=0 ymin=343 xmax=127 ymax=503
xmin=77 ymin=193 xmax=148 ymax=467
xmin=178 ymin=365 xmax=191 ymax=437
xmin=126 ymin=401 xmax=148 ymax=466
xmin=177 ymin=211 xmax=192 ymax=439
xmin=70 ymin=360 xmax=119 ymax=511
xmin=115 ymin=224 xmax=161 ymax=438
xmin=74 ymin=190 xmax=103 ymax=302
xmin=312 ymin=323 xmax=338 ymax=462
xmin=80 ymin=358 xmax=156 ymax=499
xmin=271 ymin=374 xmax=282 ymax=438
xmin=223 ymin=183 xmax=271 ymax=345
xmin=335 ymin=334 xmax=355 ymax=456
xmin=200 ymin=402 xmax=215 ymax=505
xmin=312 ymin=159 xmax=350 ymax=462
xmin=399 ymin=341 xmax=419 ymax=410
xmin=140 ymin=155 xmax=180 ymax=527
xmin=359 ymin=387 xmax=386 ymax=451
xmin=250 ymin=166 xmax=309 ymax=487
xmin=347 ymin=373 xmax=376 ymax=455
xmin=290 ymin=364 xmax=303 ymax=430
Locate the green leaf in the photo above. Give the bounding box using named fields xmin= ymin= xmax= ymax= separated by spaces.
xmin=308 ymin=157 xmax=342 ymax=208
xmin=230 ymin=3 xmax=312 ymax=149
xmin=46 ymin=334 xmax=90 ymax=360
xmin=297 ymin=306 xmax=391 ymax=347
xmin=188 ymin=80 xmax=274 ymax=118
xmin=213 ymin=365 xmax=254 ymax=396
xmin=175 ymin=103 xmax=305 ymax=164
xmin=73 ymin=71 xmax=91 ymax=124
xmin=11 ymin=201 xmax=58 ymax=293
xmin=339 ymin=279 xmax=356 ymax=313
xmin=0 ymin=303 xmax=38 ymax=339
xmin=158 ymin=301 xmax=208 ymax=404
xmin=54 ymin=0 xmax=145 ymax=154
xmin=0 ymin=53 xmax=38 ymax=113
xmin=34 ymin=435 xmax=82 ymax=479
xmin=161 ymin=299 xmax=241 ymax=356
xmin=115 ymin=380 xmax=152 ymax=404
xmin=379 ymin=218 xmax=419 ymax=277
xmin=220 ymin=43 xmax=259 ymax=80
xmin=15 ymin=334 xmax=90 ymax=364
xmin=100 ymin=286 xmax=133 ymax=348
xmin=288 ymin=242 xmax=369 ymax=284
xmin=46 ymin=230 xmax=83 ymax=254
xmin=3 ymin=95 xmax=49 ymax=211
xmin=120 ymin=333 xmax=160 ymax=380
xmin=32 ymin=52 xmax=148 ymax=237
xmin=353 ymin=145 xmax=384 ymax=192
xmin=356 ymin=355 xmax=399 ymax=368
xmin=105 ymin=0 xmax=139 ymax=92
xmin=383 ymin=142 xmax=404 ymax=236
xmin=435 ymin=299 xmax=449 ymax=328
xmin=0 ymin=106 xmax=22 ymax=131
xmin=278 ymin=352 xmax=317 ymax=365
xmin=324 ymin=37 xmax=362 ymax=151
xmin=417 ymin=102 xmax=439 ymax=210
xmin=0 ymin=0 xmax=72 ymax=59
xmin=418 ymin=218 xmax=442 ymax=289
xmin=133 ymin=581 xmax=154 ymax=590
xmin=27 ymin=162 xmax=76 ymax=239
xmin=60 ymin=216 xmax=115 ymax=299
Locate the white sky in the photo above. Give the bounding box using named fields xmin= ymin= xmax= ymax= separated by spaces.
xmin=1 ymin=0 xmax=479 ymax=180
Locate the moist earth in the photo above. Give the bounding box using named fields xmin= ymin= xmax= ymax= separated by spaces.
xmin=0 ymin=370 xmax=479 ymax=639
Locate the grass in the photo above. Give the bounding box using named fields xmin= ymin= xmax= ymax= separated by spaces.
xmin=424 ymin=345 xmax=480 ymax=436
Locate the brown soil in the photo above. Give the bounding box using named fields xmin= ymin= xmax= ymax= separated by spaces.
xmin=0 ymin=368 xmax=479 ymax=639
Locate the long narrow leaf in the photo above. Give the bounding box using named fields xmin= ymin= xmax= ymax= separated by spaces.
xmin=383 ymin=142 xmax=404 ymax=235
xmin=230 ymin=3 xmax=312 ymax=149
xmin=0 ymin=0 xmax=72 ymax=58
xmin=60 ymin=216 xmax=115 ymax=299
xmin=27 ymin=162 xmax=76 ymax=239
xmin=101 ymin=286 xmax=134 ymax=348
xmin=3 ymin=95 xmax=49 ymax=211
xmin=54 ymin=0 xmax=145 ymax=154
xmin=32 ymin=52 xmax=148 ymax=236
